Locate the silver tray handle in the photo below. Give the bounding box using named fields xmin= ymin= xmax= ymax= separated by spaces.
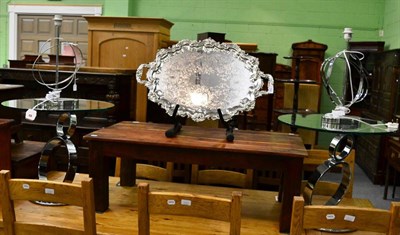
xmin=259 ymin=72 xmax=274 ymax=95
xmin=136 ymin=63 xmax=151 ymax=85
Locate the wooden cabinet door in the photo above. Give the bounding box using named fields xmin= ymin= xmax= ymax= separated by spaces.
xmin=91 ymin=32 xmax=152 ymax=69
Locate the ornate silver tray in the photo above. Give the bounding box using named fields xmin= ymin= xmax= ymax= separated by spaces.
xmin=136 ymin=38 xmax=274 ymax=122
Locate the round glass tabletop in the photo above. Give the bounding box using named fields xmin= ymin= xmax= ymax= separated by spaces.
xmin=2 ymin=98 xmax=114 ymax=113
xmin=278 ymin=113 xmax=396 ymax=135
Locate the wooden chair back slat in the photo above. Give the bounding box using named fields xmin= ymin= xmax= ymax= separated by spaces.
xmin=136 ymin=163 xmax=174 ymax=181
xmin=15 ymin=224 xmax=86 ymax=235
xmin=290 ymin=196 xmax=400 ymax=235
xmin=115 ymin=157 xmax=174 ymax=181
xmin=191 ymin=165 xmax=253 ymax=189
xmin=137 ymin=182 xmax=242 ymax=235
xmin=0 ymin=170 xmax=96 ymax=235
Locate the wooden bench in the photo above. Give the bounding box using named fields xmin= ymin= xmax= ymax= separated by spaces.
xmin=11 ymin=139 xmax=45 ymax=178
xmin=10 ymin=124 xmax=45 ymax=178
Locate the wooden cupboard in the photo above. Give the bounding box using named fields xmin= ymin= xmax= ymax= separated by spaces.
xmin=84 ymin=16 xmax=173 ymax=122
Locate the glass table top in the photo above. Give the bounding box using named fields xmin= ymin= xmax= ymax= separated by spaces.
xmin=278 ymin=113 xmax=396 ymax=135
xmin=2 ymin=98 xmax=114 ymax=113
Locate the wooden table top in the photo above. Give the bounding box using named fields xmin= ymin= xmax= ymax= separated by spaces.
xmin=0 ymin=172 xmax=376 ymax=235
xmin=84 ymin=121 xmax=308 ymax=158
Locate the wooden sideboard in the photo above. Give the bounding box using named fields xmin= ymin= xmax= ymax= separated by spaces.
xmin=0 ymin=66 xmax=136 ymax=173
xmin=84 ymin=16 xmax=173 ymax=122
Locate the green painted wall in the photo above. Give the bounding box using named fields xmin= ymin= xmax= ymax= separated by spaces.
xmin=0 ymin=0 xmax=8 ymax=68
xmin=1 ymin=0 xmax=386 ymax=66
xmin=1 ymin=0 xmax=398 ymax=146
xmin=383 ymin=0 xmax=400 ymax=49
xmin=129 ymin=0 xmax=383 ymax=62
xmin=128 ymin=0 xmax=386 ymax=146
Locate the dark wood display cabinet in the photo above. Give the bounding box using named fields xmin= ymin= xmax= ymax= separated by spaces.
xmin=273 ymin=40 xmax=327 ymax=148
xmin=0 ymin=66 xmax=136 ymax=173
xmin=355 ymin=47 xmax=400 ymax=184
xmin=347 ymin=41 xmax=385 ymax=116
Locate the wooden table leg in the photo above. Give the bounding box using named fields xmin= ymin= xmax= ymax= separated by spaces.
xmin=0 ymin=119 xmax=12 ymax=171
xmin=120 ymin=158 xmax=136 ymax=186
xmin=384 ymin=163 xmax=390 ymax=200
xmin=89 ymin=143 xmax=109 ymax=212
xmin=279 ymin=158 xmax=303 ymax=233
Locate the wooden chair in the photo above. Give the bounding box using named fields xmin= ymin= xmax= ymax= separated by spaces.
xmin=187 ymin=120 xmax=255 ymax=189
xmin=384 ymin=137 xmax=400 ymax=200
xmin=137 ymin=182 xmax=242 ymax=235
xmin=302 ymin=149 xmax=355 ymax=198
xmin=188 ymin=120 xmax=255 ymax=189
xmin=115 ymin=158 xmax=174 ymax=181
xmin=278 ymin=149 xmax=355 ymax=202
xmin=290 ymin=196 xmax=400 ymax=235
xmin=0 ymin=169 xmax=96 ymax=235
xmin=253 ymin=168 xmax=282 ymax=191
xmin=191 ymin=165 xmax=254 ymax=188
xmin=281 ymin=83 xmax=321 ymax=148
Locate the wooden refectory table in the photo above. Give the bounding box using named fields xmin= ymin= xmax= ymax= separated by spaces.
xmin=83 ymin=121 xmax=308 ymax=233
